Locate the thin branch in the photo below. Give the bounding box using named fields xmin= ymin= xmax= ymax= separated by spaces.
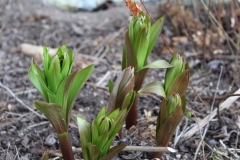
xmin=43 ymin=145 xmax=176 ymax=158
xmin=140 ymin=0 xmax=173 ymax=56
xmin=202 ymin=0 xmax=211 ymax=59
xmin=193 ymin=66 xmax=223 ymax=160
xmin=183 ymin=88 xmax=240 ymax=140
xmin=217 ymin=94 xmax=240 ymax=125
xmin=190 ymin=83 xmax=210 ymax=109
xmin=161 ymin=33 xmax=174 ymax=56
xmin=199 ymin=0 xmax=239 ymax=51
xmin=0 ymin=82 xmax=45 ymax=119
xmin=140 ymin=0 xmax=155 ymax=22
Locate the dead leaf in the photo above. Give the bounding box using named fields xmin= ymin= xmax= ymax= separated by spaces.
xmin=125 ymin=0 xmax=143 ymax=16
xmin=21 ymin=43 xmax=57 ymax=61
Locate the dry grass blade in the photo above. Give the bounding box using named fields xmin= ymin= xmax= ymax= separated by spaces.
xmin=193 ymin=65 xmax=223 ymax=160
xmin=182 ymin=88 xmax=240 ymax=140
xmin=0 ymin=82 xmax=45 ymax=119
xmin=42 ymin=145 xmax=177 ymax=158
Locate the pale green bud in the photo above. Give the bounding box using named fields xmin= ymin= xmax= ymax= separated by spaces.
xmin=164 ymin=53 xmax=184 ymax=92
xmin=166 ymin=93 xmax=182 ymax=115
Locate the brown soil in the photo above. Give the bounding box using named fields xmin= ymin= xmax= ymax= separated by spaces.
xmin=0 ymin=0 xmax=239 ymax=159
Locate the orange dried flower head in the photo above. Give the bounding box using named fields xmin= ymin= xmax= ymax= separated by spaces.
xmin=125 ymin=0 xmax=143 ymax=16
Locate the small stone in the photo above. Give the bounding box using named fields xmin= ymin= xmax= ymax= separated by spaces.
xmin=120 ymin=138 xmax=128 ymax=144
xmin=0 ymin=131 xmax=7 ymax=135
xmin=208 ymin=139 xmax=218 ymax=147
xmin=44 ymin=134 xmax=56 ymax=146
xmin=18 ymin=132 xmax=24 ymax=137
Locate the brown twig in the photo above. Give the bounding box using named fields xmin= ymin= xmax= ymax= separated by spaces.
xmin=41 ymin=145 xmax=176 ymax=158
xmin=190 ymin=83 xmax=210 ymax=109
xmin=182 ymin=88 xmax=240 ymax=140
xmin=201 ymin=93 xmax=240 ymax=125
xmin=161 ymin=33 xmax=174 ymax=56
xmin=217 ymin=94 xmax=240 ymax=125
xmin=193 ymin=65 xmax=223 ymax=160
xmin=0 ymin=82 xmax=45 ymax=119
xmin=140 ymin=0 xmax=173 ymax=56
xmin=140 ymin=0 xmax=155 ymax=22
xmin=202 ymin=0 xmax=211 ymax=59
xmin=200 ymin=0 xmax=239 ymax=51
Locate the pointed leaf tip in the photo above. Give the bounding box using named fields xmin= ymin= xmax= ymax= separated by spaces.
xmin=138 ymin=81 xmax=166 ymax=97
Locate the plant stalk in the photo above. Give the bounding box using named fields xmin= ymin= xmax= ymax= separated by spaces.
xmin=125 ymin=96 xmax=138 ymax=129
xmin=58 ymin=132 xmax=75 ymax=160
xmin=125 ymin=69 xmax=148 ymax=129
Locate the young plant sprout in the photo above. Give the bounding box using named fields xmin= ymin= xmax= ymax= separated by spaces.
xmin=27 ymin=1 xmax=190 ymax=158
xmin=122 ymin=11 xmax=172 ymax=129
xmin=152 ymin=53 xmax=189 ymax=158
xmin=123 ymin=2 xmax=190 ymax=157
xmin=77 ymin=67 xmax=136 ymax=160
xmin=28 ymin=45 xmax=94 ymax=160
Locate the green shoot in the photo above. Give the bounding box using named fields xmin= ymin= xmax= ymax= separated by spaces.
xmin=122 ymin=13 xmax=172 ymax=129
xmin=28 ymin=45 xmax=94 ymax=160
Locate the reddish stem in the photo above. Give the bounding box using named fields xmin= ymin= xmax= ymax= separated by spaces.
xmin=125 ymin=96 xmax=138 ymax=129
xmin=58 ymin=132 xmax=75 ymax=160
xmin=125 ymin=69 xmax=148 ymax=129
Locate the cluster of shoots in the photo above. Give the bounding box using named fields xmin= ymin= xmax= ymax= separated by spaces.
xmin=28 ymin=1 xmax=190 ymax=160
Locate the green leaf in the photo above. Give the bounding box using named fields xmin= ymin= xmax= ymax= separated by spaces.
xmin=181 ymin=95 xmax=186 ymax=114
xmin=107 ymin=67 xmax=134 ymax=113
xmin=77 ymin=116 xmax=91 ymax=159
xmin=156 ymin=98 xmax=167 ymax=133
xmin=96 ymin=106 xmax=107 ymax=121
xmin=156 ymin=103 xmax=183 ymax=147
xmin=166 ymin=93 xmax=181 ymax=115
xmin=146 ymin=16 xmax=165 ymax=57
xmin=87 ymin=142 xmax=102 ymax=160
xmin=28 ymin=59 xmax=49 ymax=101
xmin=34 ymin=101 xmax=67 ymax=133
xmin=134 ymin=68 xmax=149 ymax=91
xmin=133 ymin=17 xmax=142 ymax=44
xmin=133 ymin=27 xmax=149 ymax=70
xmin=95 ymin=130 xmax=109 ymax=152
xmin=47 ymin=71 xmax=77 ymax=107
xmin=118 ymin=68 xmax=134 ymax=93
xmin=107 ymin=108 xmax=119 ymax=120
xmin=98 ymin=118 xmax=110 ymax=136
xmin=67 ymin=49 xmax=74 ymax=75
xmin=116 ymin=76 xmax=134 ymax=110
xmin=67 ymin=64 xmax=94 ymax=126
xmin=166 ymin=69 xmax=190 ymax=97
xmin=124 ymin=31 xmax=138 ymax=70
xmin=56 ymin=47 xmax=64 ymax=63
xmin=99 ymin=144 xmax=127 ymax=160
xmin=122 ymin=45 xmax=127 ymax=70
xmin=164 ymin=54 xmax=184 ymax=91
xmin=138 ymin=81 xmax=166 ymax=98
xmin=121 ymin=91 xmax=136 ymax=111
xmin=91 ymin=120 xmax=99 ymax=144
xmin=56 ymin=71 xmax=78 ymax=121
xmin=43 ymin=46 xmax=52 ymax=75
xmin=46 ymin=56 xmax=62 ymax=93
xmin=41 ymin=151 xmax=49 ymax=160
xmin=108 ymin=80 xmax=114 ymax=94
xmin=140 ymin=60 xmax=173 ymax=70
xmin=61 ymin=52 xmax=70 ymax=78
xmin=108 ymin=109 xmax=127 ymax=139
xmin=128 ymin=16 xmax=136 ymax=44
xmin=60 ymin=44 xmax=67 ymax=54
